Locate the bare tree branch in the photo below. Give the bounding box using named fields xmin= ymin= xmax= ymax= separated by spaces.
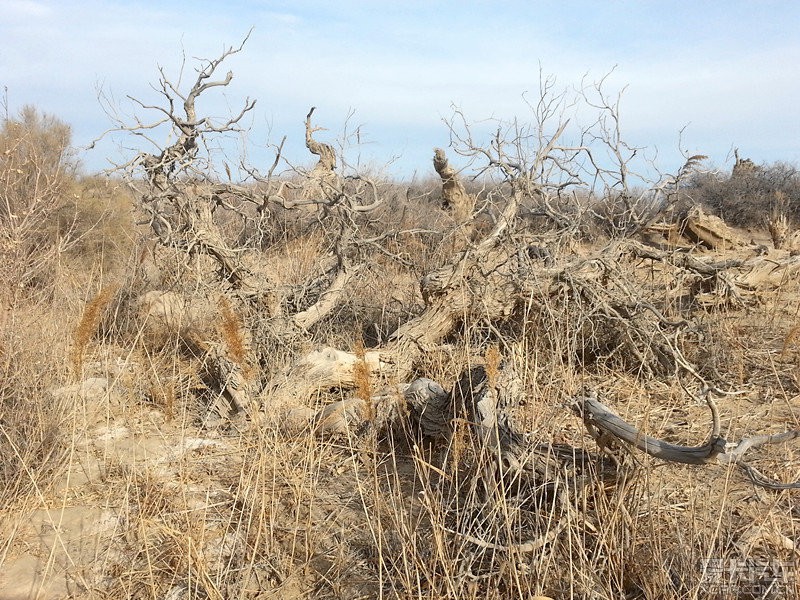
xmin=573 ymin=392 xmax=800 ymax=489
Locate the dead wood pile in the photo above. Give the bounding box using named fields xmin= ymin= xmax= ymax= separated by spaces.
xmin=105 ymin=39 xmax=799 ymax=518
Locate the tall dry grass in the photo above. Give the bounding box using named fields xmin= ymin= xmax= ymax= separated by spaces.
xmin=0 ymin=106 xmax=134 ymax=512
xmin=1 ymin=107 xmax=799 ymax=600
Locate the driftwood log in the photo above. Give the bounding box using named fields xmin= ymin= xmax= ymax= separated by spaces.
xmin=573 ymin=393 xmax=800 ymax=490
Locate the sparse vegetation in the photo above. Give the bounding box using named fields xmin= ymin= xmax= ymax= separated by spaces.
xmin=690 ymin=150 xmax=800 ymax=229
xmin=1 ymin=40 xmax=799 ymax=600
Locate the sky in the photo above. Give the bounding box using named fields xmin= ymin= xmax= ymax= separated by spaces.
xmin=2 ymin=0 xmax=799 ymax=182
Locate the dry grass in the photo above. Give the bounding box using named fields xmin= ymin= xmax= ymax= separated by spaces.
xmin=71 ymin=284 xmax=119 ymax=376
xmin=3 ymin=309 xmax=799 ymax=599
xmin=216 ymin=297 xmax=245 ymax=363
xmin=2 ymin=113 xmax=800 ymax=600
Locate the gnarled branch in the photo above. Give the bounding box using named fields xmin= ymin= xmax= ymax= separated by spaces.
xmin=573 ymin=393 xmax=800 ymax=489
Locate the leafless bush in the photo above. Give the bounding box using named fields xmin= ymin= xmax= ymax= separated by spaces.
xmin=690 ymin=158 xmax=800 ymax=227
xmin=0 ymin=105 xmax=79 ymax=294
xmin=0 ymin=107 xmax=83 ymax=506
xmin=0 ymin=105 xmax=139 ymax=512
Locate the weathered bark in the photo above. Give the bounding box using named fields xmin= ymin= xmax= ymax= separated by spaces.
xmin=640 ymin=223 xmax=692 ymax=250
xmin=404 ymin=378 xmax=451 ymax=438
xmin=448 ymin=365 xmax=616 ymax=500
xmin=302 ymin=107 xmax=339 ymax=200
xmin=261 ymin=293 xmax=473 ymax=414
xmin=573 ymin=392 xmax=800 ymax=490
xmin=306 ymin=379 xmax=446 ymax=437
xmin=295 ymin=360 xmax=800 ymax=492
xmin=626 ymin=239 xmax=745 ymax=276
xmin=433 ymin=148 xmax=475 ymax=223
xmin=261 ymin=231 xmax=655 ymax=417
xmin=683 ymin=206 xmax=744 ymax=250
xmin=259 ymin=120 xmax=576 ymax=419
xmin=182 ymin=202 xmax=265 ymax=296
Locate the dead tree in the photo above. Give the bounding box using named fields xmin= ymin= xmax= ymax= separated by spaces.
xmin=262 ymin=77 xmax=655 ymax=416
xmin=260 ymin=75 xmax=636 ymax=414
xmin=261 ymin=74 xmax=800 ymax=499
xmin=300 ymin=107 xmax=339 ymax=200
xmin=732 ymin=147 xmax=757 ymax=179
xmin=102 ymin=40 xmax=800 ymax=497
xmin=572 ymin=73 xmax=709 ymax=237
xmin=102 ymin=37 xmax=386 ymax=419
xmin=433 ymin=147 xmax=475 ymax=223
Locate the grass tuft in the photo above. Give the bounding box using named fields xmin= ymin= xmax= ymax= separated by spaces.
xmin=71 ymin=283 xmax=118 ymax=377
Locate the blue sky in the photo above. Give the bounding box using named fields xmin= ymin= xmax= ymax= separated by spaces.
xmin=2 ymin=0 xmax=799 ymax=180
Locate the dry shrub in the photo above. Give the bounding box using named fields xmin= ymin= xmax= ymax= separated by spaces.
xmin=691 ymin=161 xmax=800 ymax=227
xmin=591 ymin=190 xmax=659 ymax=237
xmin=54 ymin=176 xmax=136 ymax=276
xmin=0 ymin=105 xmax=75 ymax=220
xmin=0 ymin=107 xmax=84 ymax=508
xmin=1 ymin=108 xmax=134 ymax=297
xmin=0 ymin=105 xmax=138 ymax=519
xmin=0 ymin=105 xmax=77 ymax=295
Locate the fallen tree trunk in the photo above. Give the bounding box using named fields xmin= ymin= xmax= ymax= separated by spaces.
xmin=572 ymin=393 xmax=727 ymax=465
xmin=260 ymin=230 xmax=800 ymax=420
xmin=626 ymin=238 xmax=800 ymax=306
xmin=259 ymin=238 xmax=692 ymax=415
xmin=259 ymin=188 xmax=525 ymax=413
xmin=683 ymin=206 xmax=745 ymax=250
xmin=572 ymin=392 xmax=800 ymax=490
xmin=379 ymin=365 xmax=800 ymax=492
